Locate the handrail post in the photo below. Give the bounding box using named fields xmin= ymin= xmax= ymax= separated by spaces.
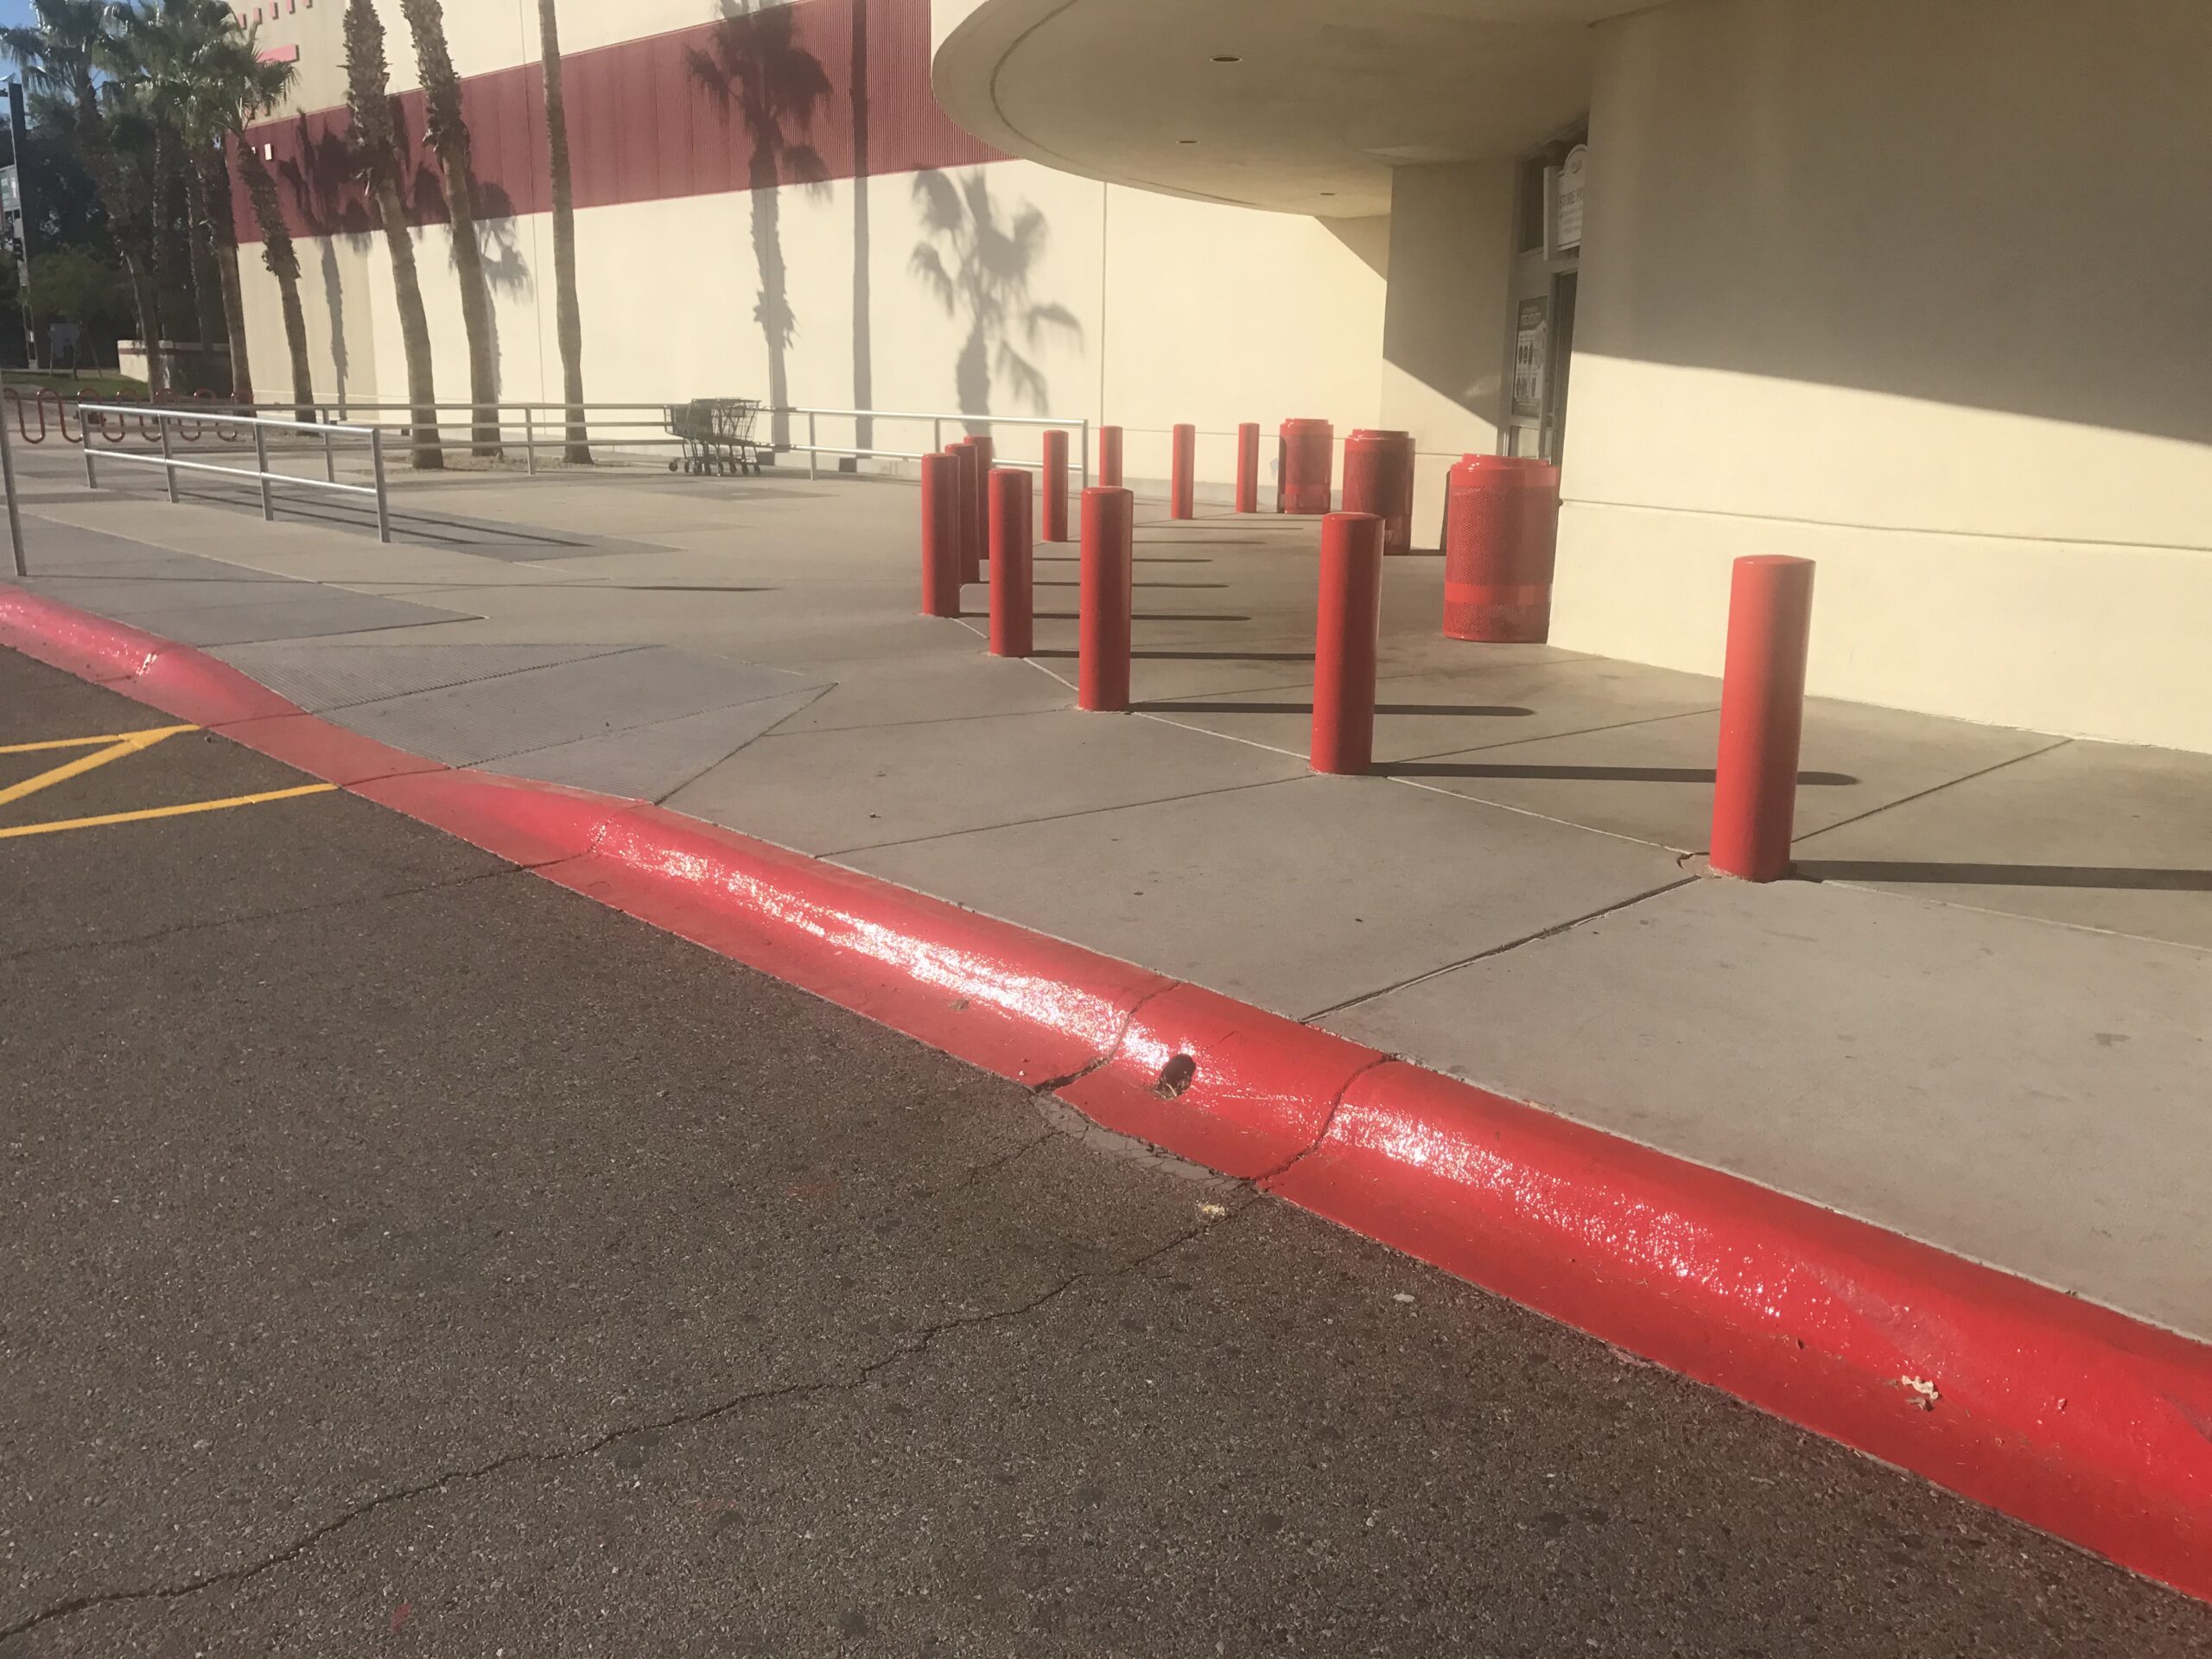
xmin=1079 ymin=418 xmax=1091 ymax=493
xmin=323 ymin=424 xmax=337 ymax=484
xmin=932 ymin=416 xmax=943 ymax=454
xmin=84 ymin=415 xmax=97 ymax=488
xmin=372 ymin=429 xmax=392 ymax=544
xmin=525 ymin=407 xmax=537 ymax=476
xmin=161 ymin=415 xmax=179 ymax=504
xmin=808 ymin=410 xmax=818 ymax=480
xmin=0 ymin=368 xmax=24 ymax=578
xmin=253 ymin=421 xmax=275 ymax=522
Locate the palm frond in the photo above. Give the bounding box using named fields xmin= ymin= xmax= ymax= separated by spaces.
xmin=907 ymin=243 xmax=957 ymax=315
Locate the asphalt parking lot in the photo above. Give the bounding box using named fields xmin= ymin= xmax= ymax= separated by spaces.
xmin=3 ymin=645 xmax=2208 ymax=1656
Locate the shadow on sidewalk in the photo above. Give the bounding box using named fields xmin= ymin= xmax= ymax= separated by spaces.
xmin=1389 ymin=762 xmax=1859 ymax=785
xmin=1034 ymin=611 xmax=1253 ymax=624
xmin=1141 ymin=700 xmax=1535 ymax=718
xmin=1031 ymin=648 xmax=1314 ymax=664
xmin=1797 ymin=860 xmax=2212 ymax=892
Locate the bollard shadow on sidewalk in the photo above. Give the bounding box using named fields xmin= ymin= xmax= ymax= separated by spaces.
xmin=1141 ymin=700 xmax=1535 ymax=719
xmin=1387 ymin=762 xmax=1859 ymax=785
xmin=1031 ymin=647 xmax=1314 ymax=663
xmin=1796 ymin=859 xmax=2212 ymax=892
xmin=1033 ymin=611 xmax=1253 ymax=624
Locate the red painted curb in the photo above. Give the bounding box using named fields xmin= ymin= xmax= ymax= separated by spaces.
xmin=6 ymin=586 xmax=2209 ymax=1603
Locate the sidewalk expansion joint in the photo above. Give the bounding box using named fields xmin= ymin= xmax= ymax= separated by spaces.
xmin=1301 ymin=876 xmax=1700 ymax=1023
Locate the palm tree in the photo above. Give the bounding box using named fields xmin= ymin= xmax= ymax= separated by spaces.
xmin=909 ymin=170 xmax=1082 ymax=426
xmin=120 ymin=1 xmax=224 ymax=356
xmin=537 ymin=0 xmax=588 ymax=464
xmin=342 ymin=0 xmax=441 ymax=467
xmin=397 ymin=0 xmax=498 ymax=458
xmin=124 ymin=0 xmax=288 ymax=404
xmin=3 ymin=0 xmax=168 ymax=392
xmin=688 ymin=0 xmax=830 ymax=453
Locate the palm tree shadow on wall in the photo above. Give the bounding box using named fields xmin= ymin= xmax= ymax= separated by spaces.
xmin=910 ymin=169 xmax=1082 ymax=431
xmin=689 ymin=0 xmax=833 ymax=452
xmin=402 ymin=143 xmax=531 ymax=406
xmin=279 ymin=117 xmax=372 ymax=410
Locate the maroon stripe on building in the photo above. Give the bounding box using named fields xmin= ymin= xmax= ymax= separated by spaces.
xmin=234 ymin=0 xmax=1001 ymax=242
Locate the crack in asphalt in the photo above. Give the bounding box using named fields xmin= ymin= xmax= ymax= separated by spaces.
xmin=0 ymin=1194 xmax=1249 ymax=1645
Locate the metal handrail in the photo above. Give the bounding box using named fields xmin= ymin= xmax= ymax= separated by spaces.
xmin=112 ymin=398 xmax=1096 ymax=493
xmin=80 ymin=404 xmax=392 ymax=544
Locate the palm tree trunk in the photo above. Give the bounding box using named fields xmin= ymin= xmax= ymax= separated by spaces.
xmin=442 ymin=168 xmax=501 ymax=458
xmin=849 ymin=2 xmax=872 ymax=459
xmin=401 ymin=0 xmax=499 ymax=458
xmin=183 ymin=161 xmax=227 ymax=359
xmin=370 ymin=174 xmax=445 ymax=470
xmin=240 ymin=149 xmax=315 ymax=422
xmin=539 ymin=0 xmax=588 ymax=465
xmin=749 ymin=174 xmax=791 ymax=452
xmin=73 ymin=86 xmax=167 ymax=395
xmin=200 ymin=149 xmax=253 ymax=402
xmin=216 ymin=244 xmax=253 ymax=403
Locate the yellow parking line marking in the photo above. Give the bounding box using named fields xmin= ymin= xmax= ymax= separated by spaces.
xmin=0 ymin=725 xmax=195 ymax=809
xmin=0 ymin=724 xmax=199 ymax=757
xmin=0 ymin=783 xmax=338 ymax=841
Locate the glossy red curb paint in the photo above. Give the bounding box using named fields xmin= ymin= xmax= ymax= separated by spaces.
xmin=1268 ymin=1062 xmax=2212 ymax=1601
xmin=219 ymin=713 xmax=448 ymax=789
xmin=1711 ymin=556 xmax=1816 ymax=882
xmin=0 ymin=588 xmax=294 ymax=723
xmin=557 ymin=802 xmax=1169 ymax=1089
xmin=7 ymin=587 xmax=2210 ymax=1605
xmin=1055 ymin=982 xmax=1382 ymax=1180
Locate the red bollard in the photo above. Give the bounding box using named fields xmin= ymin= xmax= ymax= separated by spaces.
xmin=1310 ymin=512 xmax=1386 ymax=775
xmin=919 ymin=452 xmax=963 ymax=618
xmin=1077 ymin=486 xmax=1135 ymax=712
xmin=1709 ymin=556 xmax=1817 ymax=882
xmin=950 ymin=441 xmax=982 ymax=585
xmin=1343 ymin=429 xmax=1417 ymax=557
xmin=968 ymin=432 xmax=995 ymax=567
xmin=1234 ymin=423 xmax=1260 ymax=513
xmin=1041 ymin=428 xmax=1070 ymax=542
xmin=1097 ymin=424 xmax=1123 ymax=487
xmin=1277 ymin=418 xmax=1334 ymax=514
xmin=988 ymin=467 xmax=1035 ymax=658
xmin=1170 ymin=423 xmax=1197 ymax=519
xmin=1441 ymin=454 xmax=1560 ymax=642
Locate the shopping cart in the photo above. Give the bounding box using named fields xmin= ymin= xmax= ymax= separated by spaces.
xmin=664 ymin=397 xmax=766 ymax=475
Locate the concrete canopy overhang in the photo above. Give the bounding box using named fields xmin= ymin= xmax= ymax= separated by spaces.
xmin=932 ymin=0 xmax=1642 ymax=215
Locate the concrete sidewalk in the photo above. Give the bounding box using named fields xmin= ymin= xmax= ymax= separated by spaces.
xmin=10 ymin=444 xmax=2210 ymax=1346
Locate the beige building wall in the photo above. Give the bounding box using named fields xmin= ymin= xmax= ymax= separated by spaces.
xmin=1382 ymin=160 xmax=1516 ymax=536
xmin=1554 ymin=0 xmax=2212 ymax=753
xmin=237 ymin=153 xmax=1387 ymax=489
